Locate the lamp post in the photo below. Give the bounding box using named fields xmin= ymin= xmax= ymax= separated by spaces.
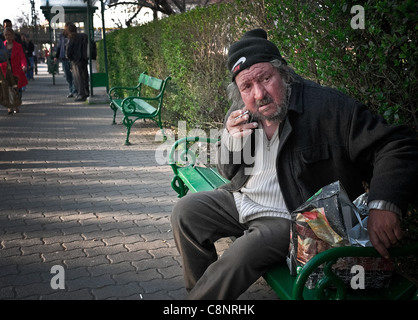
xmin=46 ymin=0 xmax=56 ymax=85
xmin=100 ymin=0 xmax=109 ymax=79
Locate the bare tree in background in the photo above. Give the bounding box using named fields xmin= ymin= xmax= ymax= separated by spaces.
xmin=108 ymin=0 xmax=229 ymax=27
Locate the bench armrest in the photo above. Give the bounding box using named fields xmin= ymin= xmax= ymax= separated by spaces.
xmin=108 ymin=85 xmax=140 ymax=100
xmin=169 ymin=137 xmax=220 ymax=198
xmin=292 ymin=241 xmax=418 ymax=299
xmin=169 ymin=136 xmax=219 ymax=171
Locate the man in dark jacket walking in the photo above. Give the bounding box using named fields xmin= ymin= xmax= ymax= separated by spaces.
xmin=55 ymin=29 xmax=77 ymax=98
xmin=170 ymin=29 xmax=418 ymax=300
xmin=66 ymin=22 xmax=89 ymax=101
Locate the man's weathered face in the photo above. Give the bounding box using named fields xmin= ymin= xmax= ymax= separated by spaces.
xmin=235 ymin=62 xmax=287 ymax=122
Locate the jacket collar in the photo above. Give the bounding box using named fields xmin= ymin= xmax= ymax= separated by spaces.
xmin=278 ymin=77 xmax=304 ymax=144
xmin=287 ymin=77 xmax=304 ymax=115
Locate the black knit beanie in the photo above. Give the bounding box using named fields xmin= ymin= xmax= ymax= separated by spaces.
xmin=228 ymin=29 xmax=286 ymax=81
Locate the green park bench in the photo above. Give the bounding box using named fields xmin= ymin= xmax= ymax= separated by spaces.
xmin=169 ymin=136 xmax=418 ymax=300
xmin=108 ymin=72 xmax=171 ymax=145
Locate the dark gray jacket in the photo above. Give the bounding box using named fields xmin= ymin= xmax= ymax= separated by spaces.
xmin=217 ymin=77 xmax=418 ymax=213
xmin=67 ymin=33 xmax=88 ymax=64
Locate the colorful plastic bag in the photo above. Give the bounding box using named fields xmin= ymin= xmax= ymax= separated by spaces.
xmin=287 ymin=181 xmax=394 ymax=289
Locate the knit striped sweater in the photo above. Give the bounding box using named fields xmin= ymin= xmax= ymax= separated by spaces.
xmin=224 ymin=124 xmax=291 ymax=223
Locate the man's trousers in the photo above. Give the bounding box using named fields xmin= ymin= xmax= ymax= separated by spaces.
xmin=171 ymin=189 xmax=290 ymax=299
xmin=71 ymin=61 xmax=89 ymax=98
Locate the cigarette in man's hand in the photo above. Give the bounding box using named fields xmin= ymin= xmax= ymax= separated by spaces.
xmin=233 ymin=110 xmax=249 ymax=121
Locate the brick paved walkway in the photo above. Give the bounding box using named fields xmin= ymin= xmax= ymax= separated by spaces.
xmin=0 ymin=64 xmax=277 ymax=300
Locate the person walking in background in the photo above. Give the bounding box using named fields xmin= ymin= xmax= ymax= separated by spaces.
xmin=1 ymin=27 xmax=27 ymax=115
xmin=66 ymin=22 xmax=89 ymax=102
xmin=0 ymin=40 xmax=7 ymax=63
xmin=1 ymin=19 xmax=22 ymax=44
xmin=55 ymin=29 xmax=77 ymax=98
xmin=0 ymin=35 xmax=8 ymax=111
xmin=22 ymin=34 xmax=35 ymax=81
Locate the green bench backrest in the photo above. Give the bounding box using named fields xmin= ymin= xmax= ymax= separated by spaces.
xmin=138 ymin=73 xmax=164 ymax=91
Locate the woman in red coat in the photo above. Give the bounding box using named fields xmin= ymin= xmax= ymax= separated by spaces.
xmin=1 ymin=27 xmax=27 ymax=114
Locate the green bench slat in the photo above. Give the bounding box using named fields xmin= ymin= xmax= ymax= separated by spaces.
xmin=112 ymin=99 xmax=157 ymax=115
xmin=177 ymin=167 xmax=227 ymax=193
xmin=194 ymin=167 xmax=230 ymax=188
xmin=141 ymin=75 xmax=163 ymax=91
xmin=262 ymin=263 xmax=297 ymax=300
xmin=135 ymin=99 xmax=157 ymax=114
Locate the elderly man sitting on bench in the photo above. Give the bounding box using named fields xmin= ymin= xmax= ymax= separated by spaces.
xmin=170 ymin=29 xmax=418 ymax=300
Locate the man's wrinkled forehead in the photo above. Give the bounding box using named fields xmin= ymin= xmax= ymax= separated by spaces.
xmin=235 ymin=62 xmax=276 ymax=86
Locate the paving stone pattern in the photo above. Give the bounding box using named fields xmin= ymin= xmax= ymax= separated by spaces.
xmin=0 ymin=64 xmax=277 ymax=300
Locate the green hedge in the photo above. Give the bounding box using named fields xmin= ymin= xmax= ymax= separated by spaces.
xmin=97 ymin=1 xmax=271 ymax=129
xmin=97 ymin=0 xmax=417 ymax=133
xmin=266 ymin=0 xmax=417 ymax=131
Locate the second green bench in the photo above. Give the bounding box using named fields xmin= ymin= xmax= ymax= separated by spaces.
xmin=109 ymin=71 xmax=171 ymax=145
